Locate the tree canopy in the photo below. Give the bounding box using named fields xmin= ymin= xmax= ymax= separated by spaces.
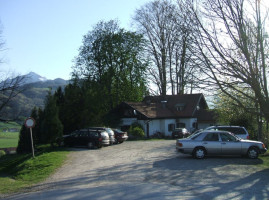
xmin=188 ymin=0 xmax=269 ymax=121
xmin=73 ymin=20 xmax=149 ymax=109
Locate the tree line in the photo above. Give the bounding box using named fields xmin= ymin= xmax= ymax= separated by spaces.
xmin=17 ymin=21 xmax=149 ymax=152
xmin=0 ymin=0 xmax=267 ymax=152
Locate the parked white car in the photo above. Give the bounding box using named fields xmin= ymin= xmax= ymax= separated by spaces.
xmin=176 ymin=130 xmax=267 ymax=159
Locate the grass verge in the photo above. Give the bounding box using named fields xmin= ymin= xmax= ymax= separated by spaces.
xmin=0 ymin=132 xmax=19 ymax=148
xmin=259 ymin=152 xmax=269 ymax=168
xmin=0 ymin=121 xmax=21 ymax=148
xmin=0 ymin=146 xmax=70 ymax=194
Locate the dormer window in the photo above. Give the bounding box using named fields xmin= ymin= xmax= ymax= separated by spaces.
xmin=175 ymin=103 xmax=185 ymax=111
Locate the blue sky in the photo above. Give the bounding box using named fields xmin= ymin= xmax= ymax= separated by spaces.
xmin=0 ymin=0 xmax=149 ymax=80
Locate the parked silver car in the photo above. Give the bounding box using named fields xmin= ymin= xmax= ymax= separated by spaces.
xmin=176 ymin=130 xmax=267 ymax=159
xmin=100 ymin=131 xmax=110 ymax=146
xmin=89 ymin=127 xmax=115 ymax=145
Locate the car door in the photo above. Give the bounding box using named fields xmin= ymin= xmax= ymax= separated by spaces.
xmin=202 ymin=132 xmax=222 ymax=155
xmin=220 ymin=132 xmax=242 ymax=155
xmin=71 ymin=132 xmax=81 ymax=146
xmin=78 ymin=130 xmax=89 ymax=146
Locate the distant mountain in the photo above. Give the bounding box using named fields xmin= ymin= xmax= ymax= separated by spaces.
xmin=2 ymin=72 xmax=69 ymax=122
xmin=23 ymin=72 xmax=48 ymax=84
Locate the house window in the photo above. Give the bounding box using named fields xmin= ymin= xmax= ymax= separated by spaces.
xmin=175 ymin=103 xmax=186 ymax=111
xmin=168 ymin=124 xmax=175 ymax=131
xmin=176 ymin=122 xmax=185 ymax=128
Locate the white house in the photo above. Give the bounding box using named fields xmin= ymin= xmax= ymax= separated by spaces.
xmin=114 ymin=93 xmax=216 ymax=137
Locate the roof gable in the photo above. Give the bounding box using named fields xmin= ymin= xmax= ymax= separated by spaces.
xmin=123 ymin=93 xmax=207 ymax=119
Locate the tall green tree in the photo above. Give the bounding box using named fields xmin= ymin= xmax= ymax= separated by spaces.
xmin=60 ymin=81 xmax=86 ymax=134
xmin=214 ymin=91 xmax=257 ymax=139
xmin=40 ymin=91 xmax=63 ymax=146
xmin=72 ymin=20 xmax=149 ymax=126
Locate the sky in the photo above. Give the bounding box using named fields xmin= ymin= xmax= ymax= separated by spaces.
xmin=0 ymin=0 xmax=150 ymax=80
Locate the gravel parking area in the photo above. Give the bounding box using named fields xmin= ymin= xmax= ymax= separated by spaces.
xmin=3 ymin=140 xmax=269 ymax=200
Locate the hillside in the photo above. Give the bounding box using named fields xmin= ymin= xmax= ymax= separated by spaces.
xmin=1 ymin=73 xmax=69 ymax=123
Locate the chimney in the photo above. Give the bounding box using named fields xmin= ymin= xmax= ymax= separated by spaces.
xmin=161 ymin=100 xmax=167 ymax=108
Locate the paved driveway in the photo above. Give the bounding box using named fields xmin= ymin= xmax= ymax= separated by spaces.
xmin=3 ymin=140 xmax=269 ymax=200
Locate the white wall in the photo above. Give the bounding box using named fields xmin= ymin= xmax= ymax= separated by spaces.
xmin=121 ymin=118 xmax=137 ymax=126
xmin=198 ymin=122 xmax=213 ymax=130
xmin=139 ymin=118 xmax=196 ymax=136
xmin=120 ymin=117 xmax=212 ymax=136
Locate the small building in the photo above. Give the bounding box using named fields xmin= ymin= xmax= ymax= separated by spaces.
xmin=113 ymin=93 xmax=216 ymax=137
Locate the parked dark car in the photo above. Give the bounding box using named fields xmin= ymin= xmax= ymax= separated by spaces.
xmin=113 ymin=129 xmax=128 ymax=144
xmin=58 ymin=129 xmax=103 ymax=149
xmin=88 ymin=127 xmax=115 ymax=145
xmin=172 ymin=128 xmax=190 ymax=139
xmin=176 ymin=130 xmax=267 ymax=159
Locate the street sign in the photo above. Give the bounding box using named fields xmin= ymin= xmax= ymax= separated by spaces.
xmin=25 ymin=117 xmax=36 ymax=158
xmin=25 ymin=117 xmax=35 ymax=128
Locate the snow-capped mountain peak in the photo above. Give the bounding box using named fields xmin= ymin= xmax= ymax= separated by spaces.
xmin=25 ymin=72 xmax=48 ymax=83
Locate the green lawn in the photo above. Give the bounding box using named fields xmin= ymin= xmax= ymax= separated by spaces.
xmin=0 ymin=132 xmax=19 ymax=148
xmin=0 ymin=122 xmax=21 ymax=148
xmin=0 ymin=146 xmax=70 ymax=194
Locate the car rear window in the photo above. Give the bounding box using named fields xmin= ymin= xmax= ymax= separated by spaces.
xmin=217 ymin=127 xmax=246 ymax=135
xmin=89 ymin=131 xmax=99 ymax=137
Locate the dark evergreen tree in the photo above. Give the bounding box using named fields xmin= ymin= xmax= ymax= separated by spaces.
xmin=40 ymin=91 xmax=63 ymax=146
xmin=60 ymin=82 xmax=85 ymax=134
xmin=35 ymin=107 xmax=46 ymax=144
xmin=17 ymin=108 xmax=38 ymax=154
xmin=17 ymin=125 xmax=32 ymax=154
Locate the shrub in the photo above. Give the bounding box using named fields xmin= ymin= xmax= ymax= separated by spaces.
xmin=129 ymin=126 xmax=145 ymax=138
xmin=0 ymin=150 xmax=6 ymax=157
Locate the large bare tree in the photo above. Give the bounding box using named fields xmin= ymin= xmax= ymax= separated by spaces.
xmin=0 ymin=24 xmax=25 ymax=121
xmin=134 ymin=0 xmax=198 ymax=95
xmin=189 ymin=0 xmax=269 ymax=122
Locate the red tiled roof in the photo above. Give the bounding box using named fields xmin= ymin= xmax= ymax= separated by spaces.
xmin=124 ymin=93 xmax=207 ymax=119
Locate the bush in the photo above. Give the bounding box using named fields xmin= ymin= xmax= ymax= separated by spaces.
xmin=0 ymin=150 xmax=6 ymax=157
xmin=129 ymin=126 xmax=145 ymax=138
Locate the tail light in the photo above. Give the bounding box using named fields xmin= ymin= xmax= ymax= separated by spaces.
xmin=247 ymin=135 xmax=250 ymax=139
xmin=177 ymin=142 xmax=183 ymax=147
xmin=99 ymin=138 xmax=102 ymax=142
xmin=262 ymin=143 xmax=266 ymax=149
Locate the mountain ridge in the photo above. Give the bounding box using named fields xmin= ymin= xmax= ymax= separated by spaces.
xmin=2 ymin=72 xmax=69 ymax=122
xmin=22 ymin=72 xmax=68 ymax=85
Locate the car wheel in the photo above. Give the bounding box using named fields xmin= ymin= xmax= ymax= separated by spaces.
xmin=193 ymin=147 xmax=206 ymax=159
xmin=87 ymin=142 xmax=94 ymax=149
xmin=247 ymin=147 xmax=259 ymax=159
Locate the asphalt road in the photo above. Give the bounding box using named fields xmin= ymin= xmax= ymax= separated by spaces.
xmin=3 ymin=140 xmax=269 ymax=200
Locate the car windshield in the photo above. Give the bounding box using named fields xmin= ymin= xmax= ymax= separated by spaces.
xmin=230 ymin=132 xmax=241 ymax=140
xmin=189 ymin=131 xmax=203 ymax=139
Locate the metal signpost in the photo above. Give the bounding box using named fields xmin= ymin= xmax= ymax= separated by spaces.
xmin=25 ymin=117 xmax=36 ymax=158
